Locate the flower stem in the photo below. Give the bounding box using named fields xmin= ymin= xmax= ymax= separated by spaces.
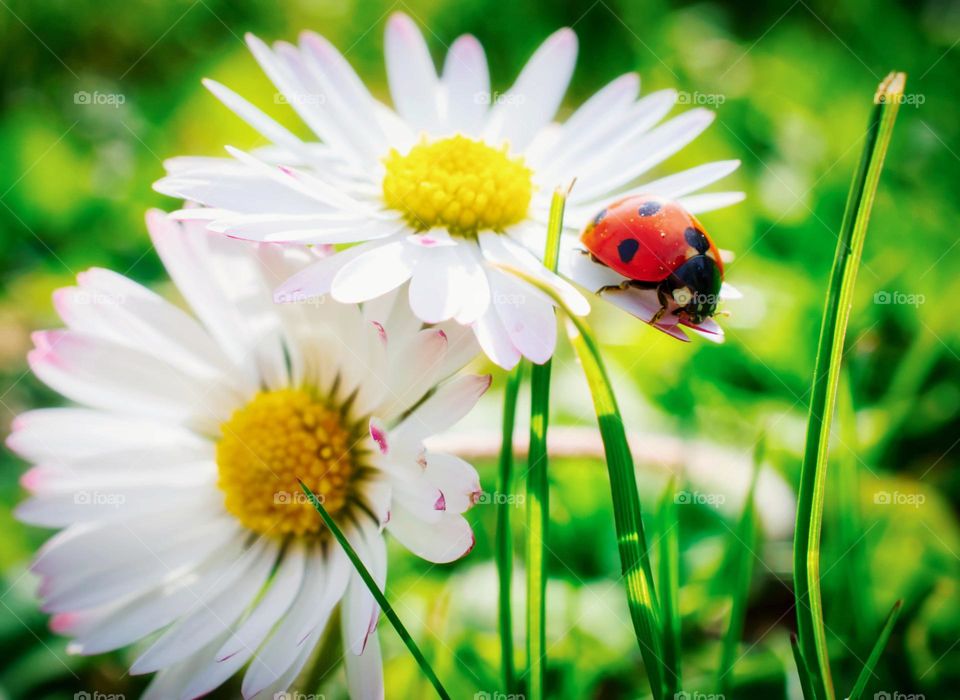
xmin=496 ymin=363 xmax=524 ymax=694
xmin=793 ymin=71 xmax=905 ymax=700
xmin=493 ymin=258 xmax=666 ymax=700
xmin=525 ymin=188 xmax=566 ymax=700
xmin=298 ymin=481 xmax=451 ymax=700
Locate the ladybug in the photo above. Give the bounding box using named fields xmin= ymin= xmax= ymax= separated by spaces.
xmin=580 ymin=194 xmax=724 ymax=325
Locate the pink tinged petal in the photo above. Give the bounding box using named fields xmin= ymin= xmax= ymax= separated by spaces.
xmin=27 ymin=330 xmax=232 ymax=426
xmin=129 ymin=541 xmax=276 ymax=674
xmin=388 ymin=507 xmax=475 ymax=563
xmin=423 ymin=452 xmax=482 ymax=514
xmin=442 ymin=34 xmax=490 ymax=135
xmin=385 ymin=13 xmax=440 ymax=131
xmin=600 ymin=286 xmax=663 ymax=324
xmin=653 ymin=321 xmax=692 ymax=342
xmin=344 ymin=629 xmax=384 ymax=700
xmin=392 ymin=477 xmax=445 ymax=524
xmin=677 ymin=191 xmax=746 ymax=214
xmin=331 ymin=240 xmax=417 ymax=303
xmin=369 ymin=417 xmax=389 ymax=454
xmin=490 ymin=272 xmax=557 ymax=365
xmin=395 ymin=373 xmax=492 ymax=444
xmin=485 ymin=28 xmax=578 ymax=152
xmin=472 ymin=304 xmax=522 ymax=370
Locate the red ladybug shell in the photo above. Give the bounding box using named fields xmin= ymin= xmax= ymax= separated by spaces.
xmin=580 ymin=195 xmax=724 ymax=282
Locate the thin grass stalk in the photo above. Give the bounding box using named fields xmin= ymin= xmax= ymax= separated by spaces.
xmin=524 ymin=188 xmax=566 ymax=700
xmin=493 ymin=257 xmax=666 ymax=699
xmin=658 ymin=478 xmax=681 ymax=697
xmin=298 ymin=481 xmax=451 ymax=700
xmin=847 ymin=600 xmax=902 ymax=700
xmin=793 ymin=71 xmax=906 ymax=700
xmin=496 ymin=364 xmax=524 ymax=693
xmin=717 ymin=435 xmax=764 ymax=696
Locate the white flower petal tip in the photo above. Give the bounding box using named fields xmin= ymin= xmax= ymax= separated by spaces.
xmin=720 ymin=282 xmax=743 ymax=300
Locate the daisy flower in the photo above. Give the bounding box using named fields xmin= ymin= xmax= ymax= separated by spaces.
xmin=154 ymin=12 xmax=741 ymax=368
xmin=8 ymin=210 xmax=489 ymax=699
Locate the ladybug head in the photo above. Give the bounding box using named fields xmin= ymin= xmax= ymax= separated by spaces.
xmin=665 ymin=254 xmax=722 ymax=325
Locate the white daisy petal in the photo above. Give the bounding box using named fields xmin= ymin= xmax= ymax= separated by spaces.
xmin=423 ymin=452 xmax=482 ymax=514
xmin=677 ymin=191 xmax=747 ymax=214
xmin=385 ymin=12 xmax=440 ymax=132
xmin=485 ymin=28 xmax=578 ymax=151
xmin=472 ymin=304 xmax=522 ymax=370
xmin=345 ymin=631 xmax=385 ymax=700
xmin=202 ymin=78 xmax=305 ymax=154
xmin=394 ymin=373 xmax=491 ymax=444
xmin=330 ymin=240 xmax=417 ymax=303
xmin=442 ymin=34 xmax=489 ymax=135
xmin=388 ymin=506 xmax=475 ymax=563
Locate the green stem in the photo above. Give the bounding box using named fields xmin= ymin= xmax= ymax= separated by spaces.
xmin=525 ymin=188 xmax=566 ymax=700
xmin=298 ymin=481 xmax=451 ymax=700
xmin=793 ymin=72 xmax=906 ymax=700
xmin=497 ymin=364 xmax=524 ymax=694
xmin=658 ymin=478 xmax=681 ymax=697
xmin=493 ymin=260 xmax=666 ymax=700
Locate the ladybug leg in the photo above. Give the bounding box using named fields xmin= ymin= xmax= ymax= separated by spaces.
xmin=650 ymin=283 xmax=673 ymax=324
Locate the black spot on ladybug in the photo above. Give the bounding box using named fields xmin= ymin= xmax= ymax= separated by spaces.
xmin=638 ymin=201 xmax=661 ymax=217
xmin=593 ymin=208 xmax=607 ymax=226
xmin=617 ymin=238 xmax=640 ymax=263
xmin=684 ymin=227 xmax=710 ymax=254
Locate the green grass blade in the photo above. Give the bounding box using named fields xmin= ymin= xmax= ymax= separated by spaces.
xmin=658 ymin=478 xmax=681 ymax=697
xmin=524 ymin=188 xmax=566 ymax=700
xmin=297 ymin=481 xmax=451 ymax=700
xmin=847 ymin=600 xmax=903 ymax=700
xmin=793 ymin=71 xmax=906 ymax=700
xmin=496 ymin=364 xmax=524 ymax=693
xmin=792 ymin=633 xmax=818 ymax=700
xmin=491 ymin=259 xmax=666 ymax=700
xmin=717 ymin=434 xmax=765 ymax=696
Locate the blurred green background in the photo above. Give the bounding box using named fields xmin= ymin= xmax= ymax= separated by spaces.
xmin=1 ymin=0 xmax=958 ymax=698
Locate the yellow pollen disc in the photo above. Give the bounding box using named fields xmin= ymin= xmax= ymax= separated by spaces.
xmin=382 ymin=135 xmax=533 ymax=237
xmin=216 ymin=389 xmax=358 ymax=537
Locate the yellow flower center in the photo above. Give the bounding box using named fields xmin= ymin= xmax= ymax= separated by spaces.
xmin=216 ymin=389 xmax=362 ymax=537
xmin=382 ymin=135 xmax=533 ymax=237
